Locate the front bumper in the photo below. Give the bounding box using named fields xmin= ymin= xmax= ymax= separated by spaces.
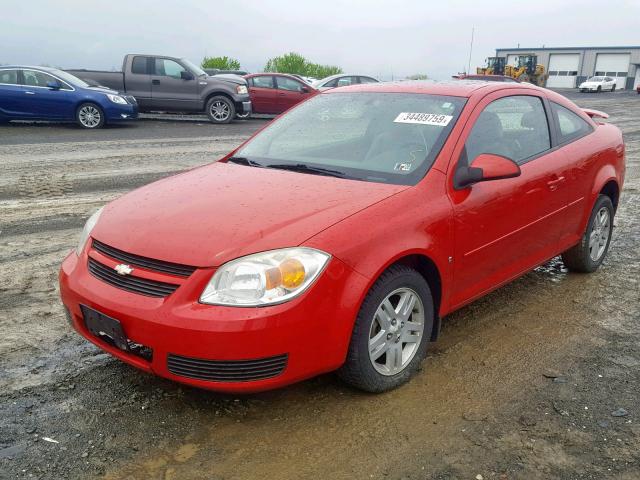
xmin=236 ymin=100 xmax=252 ymax=115
xmin=59 ymin=246 xmax=367 ymax=393
xmin=104 ymin=102 xmax=138 ymax=122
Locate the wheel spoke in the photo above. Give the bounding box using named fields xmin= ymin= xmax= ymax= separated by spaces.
xmin=369 ymin=331 xmax=388 ymax=361
xmin=395 ymin=291 xmax=416 ymax=321
xmin=385 ymin=343 xmax=403 ymax=373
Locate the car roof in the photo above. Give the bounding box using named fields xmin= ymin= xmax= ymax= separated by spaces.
xmin=0 ymin=65 xmax=60 ymax=72
xmin=322 ymin=79 xmax=542 ymax=98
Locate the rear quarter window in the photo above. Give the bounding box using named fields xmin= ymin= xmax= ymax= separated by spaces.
xmin=131 ymin=56 xmax=148 ymax=74
xmin=551 ymin=102 xmax=593 ymax=144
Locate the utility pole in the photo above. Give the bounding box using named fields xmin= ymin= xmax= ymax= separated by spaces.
xmin=467 ymin=27 xmax=475 ymax=75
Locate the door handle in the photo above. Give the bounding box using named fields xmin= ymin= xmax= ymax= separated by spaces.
xmin=278 ymin=92 xmax=286 ymax=96
xmin=547 ymin=176 xmax=565 ymax=191
xmin=152 ymin=79 xmax=160 ymax=85
xmin=24 ymin=91 xmax=35 ymax=95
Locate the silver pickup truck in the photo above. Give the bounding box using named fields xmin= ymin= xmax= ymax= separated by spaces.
xmin=67 ymin=54 xmax=251 ymax=123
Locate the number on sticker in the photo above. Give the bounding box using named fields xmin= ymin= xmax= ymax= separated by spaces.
xmin=394 ymin=112 xmax=453 ymax=126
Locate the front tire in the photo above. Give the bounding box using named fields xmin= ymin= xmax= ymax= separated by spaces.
xmin=76 ymin=103 xmax=105 ymax=129
xmin=338 ymin=265 xmax=434 ymax=393
xmin=611 ymin=84 xmax=616 ymax=92
xmin=597 ymin=85 xmax=602 ymax=93
xmin=206 ymin=96 xmax=235 ymax=124
xmin=561 ymin=195 xmax=614 ymax=273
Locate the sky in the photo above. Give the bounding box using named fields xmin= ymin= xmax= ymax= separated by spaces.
xmin=1 ymin=0 xmax=639 ymax=80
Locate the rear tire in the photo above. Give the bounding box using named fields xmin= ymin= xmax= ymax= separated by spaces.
xmin=76 ymin=103 xmax=105 ymax=129
xmin=206 ymin=96 xmax=235 ymax=124
xmin=338 ymin=265 xmax=434 ymax=393
xmin=597 ymin=85 xmax=602 ymax=93
xmin=561 ymin=195 xmax=614 ymax=273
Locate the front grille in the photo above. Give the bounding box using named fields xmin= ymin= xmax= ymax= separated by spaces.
xmin=167 ymin=353 xmax=288 ymax=382
xmin=92 ymin=240 xmax=196 ymax=277
xmin=88 ymin=257 xmax=179 ymax=298
xmin=125 ymin=95 xmax=137 ymax=104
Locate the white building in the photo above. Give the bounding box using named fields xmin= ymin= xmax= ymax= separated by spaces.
xmin=495 ymin=46 xmax=640 ymax=90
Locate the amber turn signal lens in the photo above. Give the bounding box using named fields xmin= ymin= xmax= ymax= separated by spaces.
xmin=280 ymin=258 xmax=306 ymax=289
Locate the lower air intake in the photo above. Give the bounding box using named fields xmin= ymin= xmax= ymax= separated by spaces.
xmin=167 ymin=353 xmax=288 ymax=382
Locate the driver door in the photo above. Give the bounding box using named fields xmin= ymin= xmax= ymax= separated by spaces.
xmin=150 ymin=58 xmax=199 ymax=111
xmin=447 ymin=91 xmax=569 ymax=309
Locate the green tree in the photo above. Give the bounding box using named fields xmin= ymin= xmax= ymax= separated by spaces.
xmin=201 ymin=56 xmax=241 ymax=70
xmin=406 ymin=74 xmax=429 ymax=80
xmin=264 ymin=52 xmax=342 ymax=78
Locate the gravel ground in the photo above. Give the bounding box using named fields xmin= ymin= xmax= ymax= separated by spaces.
xmin=0 ymin=92 xmax=639 ymax=480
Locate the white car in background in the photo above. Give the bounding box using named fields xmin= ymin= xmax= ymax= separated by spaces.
xmin=578 ymin=76 xmax=617 ymax=93
xmin=312 ymin=74 xmax=379 ymax=91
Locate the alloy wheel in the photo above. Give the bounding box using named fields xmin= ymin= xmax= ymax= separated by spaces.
xmin=589 ymin=207 xmax=611 ymax=261
xmin=368 ymin=288 xmax=425 ymax=376
xmin=210 ymin=101 xmax=230 ymax=122
xmin=78 ymin=105 xmax=101 ymax=128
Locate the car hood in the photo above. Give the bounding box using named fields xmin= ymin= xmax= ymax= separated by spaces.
xmin=209 ymin=74 xmax=247 ymax=85
xmin=85 ymin=86 xmax=120 ymax=95
xmin=91 ymin=162 xmax=408 ymax=267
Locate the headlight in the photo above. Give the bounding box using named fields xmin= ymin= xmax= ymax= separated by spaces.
xmin=76 ymin=207 xmax=103 ymax=256
xmin=107 ymin=94 xmax=127 ymax=105
xmin=200 ymin=247 xmax=330 ymax=306
xmin=236 ymin=85 xmax=248 ymax=95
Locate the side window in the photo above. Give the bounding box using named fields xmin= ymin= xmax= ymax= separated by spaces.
xmin=551 ymin=102 xmax=592 ymax=144
xmin=336 ymin=76 xmax=356 ymax=87
xmin=0 ymin=69 xmax=19 ymax=85
xmin=22 ymin=70 xmax=63 ymax=88
xmin=276 ymin=76 xmax=303 ymax=92
xmin=323 ymin=78 xmax=338 ymax=88
xmin=251 ymin=76 xmax=274 ymax=88
xmin=154 ymin=59 xmax=187 ymax=79
xmin=131 ymin=56 xmax=148 ymax=74
xmin=358 ymin=76 xmax=378 ymax=84
xmin=465 ymin=95 xmax=550 ymax=166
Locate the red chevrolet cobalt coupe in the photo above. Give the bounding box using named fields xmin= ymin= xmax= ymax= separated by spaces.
xmin=60 ymin=81 xmax=625 ymax=393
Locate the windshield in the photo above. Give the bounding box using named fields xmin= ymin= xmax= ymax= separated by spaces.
xmin=588 ymin=76 xmax=604 ymax=82
xmin=181 ymin=58 xmax=207 ymax=77
xmin=233 ymin=93 xmax=466 ymax=185
xmin=51 ymin=69 xmax=90 ymax=88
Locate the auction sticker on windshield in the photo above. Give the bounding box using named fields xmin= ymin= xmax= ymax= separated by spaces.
xmin=394 ymin=112 xmax=453 ymax=126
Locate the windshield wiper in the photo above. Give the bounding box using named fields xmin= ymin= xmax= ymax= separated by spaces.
xmin=265 ymin=163 xmax=346 ymax=178
xmin=227 ymin=157 xmax=263 ymax=167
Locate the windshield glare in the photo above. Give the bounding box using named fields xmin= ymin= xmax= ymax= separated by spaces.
xmin=234 ymin=93 xmax=466 ymax=185
xmin=182 ymin=58 xmax=206 ymax=76
xmin=588 ymin=76 xmax=604 ymax=82
xmin=52 ymin=69 xmax=90 ymax=88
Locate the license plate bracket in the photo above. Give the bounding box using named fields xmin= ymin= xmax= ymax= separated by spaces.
xmin=81 ymin=305 xmax=129 ymax=351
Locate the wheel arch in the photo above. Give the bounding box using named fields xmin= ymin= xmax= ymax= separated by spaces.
xmin=203 ymin=91 xmax=234 ymax=110
xmin=361 ymin=251 xmax=445 ymax=342
xmin=599 ymin=179 xmax=620 ymax=212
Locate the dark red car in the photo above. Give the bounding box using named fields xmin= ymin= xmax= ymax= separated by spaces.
xmin=243 ymin=73 xmax=318 ymax=115
xmin=60 ymin=81 xmax=624 ymax=394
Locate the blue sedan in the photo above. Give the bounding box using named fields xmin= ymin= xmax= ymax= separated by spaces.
xmin=0 ymin=66 xmax=138 ymax=128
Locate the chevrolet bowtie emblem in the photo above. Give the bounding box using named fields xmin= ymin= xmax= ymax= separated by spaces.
xmin=114 ymin=264 xmax=134 ymax=276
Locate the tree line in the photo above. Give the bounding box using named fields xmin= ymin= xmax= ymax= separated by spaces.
xmin=202 ymin=52 xmax=342 ymax=78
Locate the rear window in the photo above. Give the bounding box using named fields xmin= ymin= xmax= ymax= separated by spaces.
xmin=234 ymin=92 xmax=466 ymax=185
xmin=551 ymin=102 xmax=593 ymax=144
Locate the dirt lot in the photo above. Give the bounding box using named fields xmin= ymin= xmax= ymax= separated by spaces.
xmin=1 ymin=93 xmax=639 ymax=480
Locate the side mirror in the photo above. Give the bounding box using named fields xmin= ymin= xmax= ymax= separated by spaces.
xmin=454 ymin=153 xmax=521 ymax=189
xmin=300 ymin=86 xmax=309 ymax=93
xmin=180 ymin=70 xmax=194 ymax=81
xmin=47 ymin=81 xmax=61 ymax=90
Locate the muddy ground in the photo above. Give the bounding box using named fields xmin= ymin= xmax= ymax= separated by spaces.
xmin=1 ymin=93 xmax=639 ymax=480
